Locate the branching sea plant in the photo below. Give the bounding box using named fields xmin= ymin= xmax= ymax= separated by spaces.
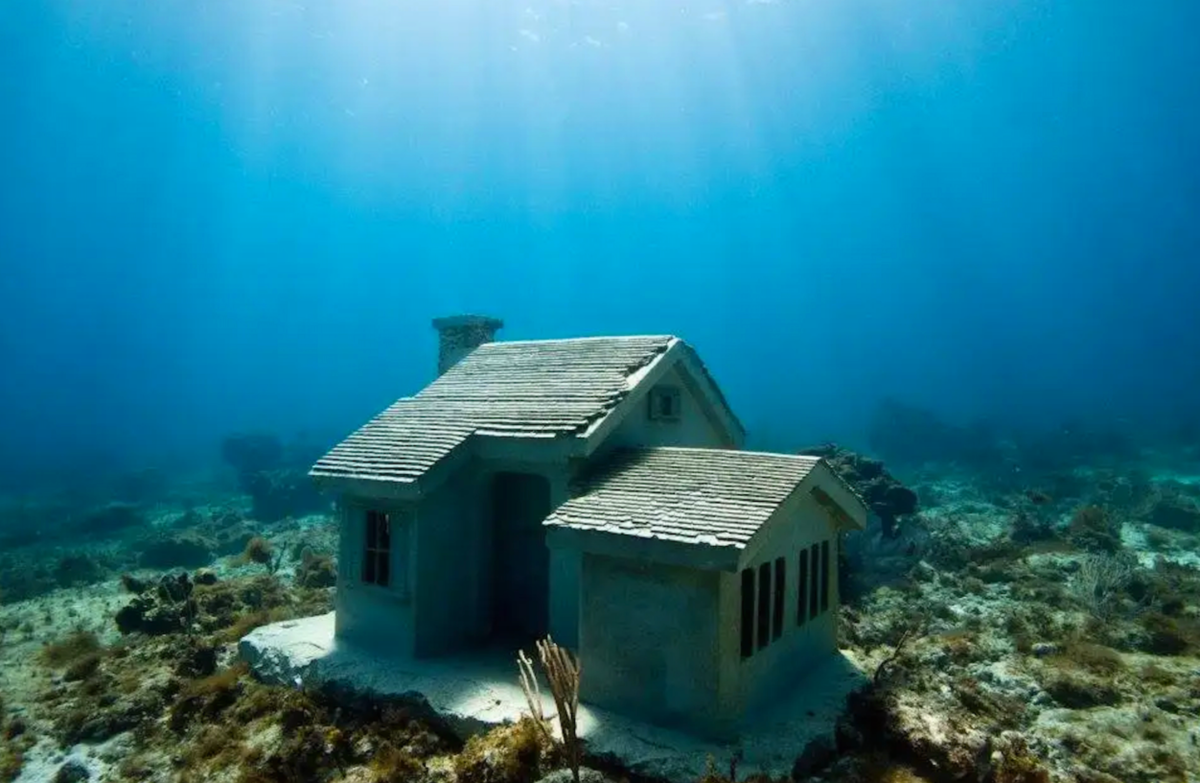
xmin=518 ymin=635 xmax=582 ymax=783
xmin=1071 ymin=552 xmax=1136 ymax=619
xmin=873 ymin=615 xmax=927 ymax=687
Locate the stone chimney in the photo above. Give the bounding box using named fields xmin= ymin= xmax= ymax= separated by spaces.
xmin=432 ymin=315 xmax=504 ymax=376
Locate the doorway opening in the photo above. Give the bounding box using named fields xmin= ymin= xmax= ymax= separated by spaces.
xmin=489 ymin=472 xmax=551 ymax=645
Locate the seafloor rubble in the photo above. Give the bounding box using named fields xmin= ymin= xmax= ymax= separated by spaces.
xmin=0 ymin=425 xmax=1197 ymax=783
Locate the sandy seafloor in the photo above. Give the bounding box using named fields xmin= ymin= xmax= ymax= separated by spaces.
xmin=1 ymin=452 xmax=1198 ymax=783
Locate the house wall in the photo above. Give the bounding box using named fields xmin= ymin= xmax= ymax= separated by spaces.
xmin=605 ymin=363 xmax=729 ymax=451
xmin=334 ymin=495 xmax=419 ymax=656
xmin=544 ymin=362 xmax=734 ymax=652
xmin=412 ymin=455 xmax=573 ymax=656
xmin=411 ymin=464 xmax=490 ymax=656
xmin=547 ymin=543 xmax=581 ymax=649
xmin=718 ymin=491 xmax=841 ymax=720
xmin=577 ymin=553 xmax=727 ymax=738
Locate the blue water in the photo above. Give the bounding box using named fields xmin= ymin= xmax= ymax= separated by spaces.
xmin=2 ymin=0 xmax=1198 ymax=484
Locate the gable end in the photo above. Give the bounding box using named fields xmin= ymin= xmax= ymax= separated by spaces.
xmin=580 ymin=340 xmax=745 ymax=455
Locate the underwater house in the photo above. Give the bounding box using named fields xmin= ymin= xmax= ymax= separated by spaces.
xmin=309 ymin=315 xmax=868 ymax=736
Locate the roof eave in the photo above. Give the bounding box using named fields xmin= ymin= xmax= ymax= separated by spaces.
xmin=675 ymin=343 xmax=746 ymax=448
xmin=309 ymin=471 xmax=424 ymax=500
xmin=808 ymin=462 xmax=869 ymax=531
xmin=545 ymin=524 xmax=742 ymax=571
xmin=309 ymin=428 xmax=482 ymax=501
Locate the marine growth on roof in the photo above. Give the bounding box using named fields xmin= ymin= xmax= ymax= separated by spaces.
xmin=544 ymin=447 xmax=866 ymax=549
xmin=310 ymin=335 xmax=681 ymax=484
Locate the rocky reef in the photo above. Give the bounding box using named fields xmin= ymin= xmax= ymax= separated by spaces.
xmin=0 ymin=430 xmax=332 ymax=606
xmin=1 ymin=432 xmax=1198 ymax=783
xmin=799 ymin=443 xmax=919 ymax=538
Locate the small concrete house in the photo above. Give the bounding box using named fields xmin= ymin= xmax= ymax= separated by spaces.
xmin=310 ymin=315 xmax=867 ymax=738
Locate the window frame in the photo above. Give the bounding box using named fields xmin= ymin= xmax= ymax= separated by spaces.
xmin=739 ymin=567 xmax=756 ymax=659
xmin=362 ymin=509 xmax=391 ymax=588
xmin=809 ymin=542 xmax=821 ymax=619
xmin=647 ymin=385 xmax=682 ymax=422
xmin=797 ymin=547 xmax=809 ymax=626
xmin=771 ymin=557 xmax=786 ymax=640
xmin=756 ymin=563 xmax=772 ymax=650
xmin=820 ymin=540 xmax=831 ymax=613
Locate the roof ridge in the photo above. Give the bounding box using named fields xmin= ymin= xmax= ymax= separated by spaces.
xmin=637 ymin=446 xmax=822 ymax=462
xmin=476 ymin=334 xmax=679 ymax=347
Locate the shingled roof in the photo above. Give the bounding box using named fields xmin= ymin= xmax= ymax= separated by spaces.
xmin=545 ymin=447 xmax=859 ymax=548
xmin=310 ymin=335 xmax=677 ymax=484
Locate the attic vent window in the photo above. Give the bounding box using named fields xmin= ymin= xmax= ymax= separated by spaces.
xmin=648 ymin=385 xmax=681 ymax=421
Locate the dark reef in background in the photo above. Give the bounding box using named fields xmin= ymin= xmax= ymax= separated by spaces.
xmin=867 ymin=397 xmax=1144 ymax=485
xmin=0 ymin=504 xmax=261 ymax=604
xmin=110 ymin=467 xmax=170 ymax=504
xmin=240 ymin=469 xmax=325 ymax=523
xmin=867 ymin=398 xmax=1004 ymax=470
xmin=799 ymin=443 xmax=926 ymax=602
xmin=80 ymin=502 xmax=146 ymax=538
xmin=219 ymin=432 xmax=326 ymax=522
xmin=799 ymin=443 xmax=918 ymax=538
xmin=220 ymin=433 xmax=285 ymax=477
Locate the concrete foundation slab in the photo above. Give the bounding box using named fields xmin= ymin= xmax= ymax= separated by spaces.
xmin=239 ymin=613 xmax=868 ymax=783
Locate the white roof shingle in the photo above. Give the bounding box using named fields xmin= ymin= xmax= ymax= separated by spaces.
xmin=310 ymin=335 xmax=676 ymax=484
xmin=544 ymin=447 xmax=829 ymax=548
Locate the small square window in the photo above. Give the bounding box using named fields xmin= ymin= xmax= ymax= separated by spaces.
xmin=648 ymin=386 xmax=681 ymax=421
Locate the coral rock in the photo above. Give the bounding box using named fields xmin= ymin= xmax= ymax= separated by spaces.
xmin=52 ymin=760 xmax=90 ymax=783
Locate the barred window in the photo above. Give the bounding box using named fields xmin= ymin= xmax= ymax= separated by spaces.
xmin=363 ymin=510 xmax=391 ymax=587
xmin=809 ymin=543 xmax=820 ymax=619
xmin=756 ymin=563 xmax=771 ymax=650
xmin=740 ymin=568 xmax=755 ymax=658
xmin=820 ymin=540 xmax=831 ymax=612
xmin=797 ymin=547 xmax=809 ymax=626
xmin=743 ymin=555 xmax=795 ymax=660
xmin=772 ymin=557 xmax=786 ymax=640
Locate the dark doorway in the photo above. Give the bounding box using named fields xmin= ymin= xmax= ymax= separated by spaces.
xmin=490 ymin=472 xmax=552 ymax=643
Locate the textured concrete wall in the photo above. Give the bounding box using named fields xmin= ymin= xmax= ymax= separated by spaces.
xmin=578 ymin=553 xmax=725 ymax=737
xmin=547 ymin=544 xmax=581 ymax=649
xmin=726 ymin=491 xmax=840 ymax=718
xmin=413 ymin=465 xmax=490 ymax=656
xmin=334 ymin=496 xmax=418 ymax=656
xmin=550 ymin=360 xmax=729 ymax=654
xmin=571 ymin=493 xmax=841 ymax=737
